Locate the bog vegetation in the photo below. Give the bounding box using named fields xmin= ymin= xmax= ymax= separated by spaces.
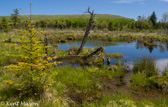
xmin=0 ymin=7 xmax=168 ymax=107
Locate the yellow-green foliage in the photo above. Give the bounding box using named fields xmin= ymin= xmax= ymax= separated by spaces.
xmin=130 ymin=72 xmax=148 ymax=88
xmin=106 ymin=53 xmax=123 ymax=58
xmin=3 ymin=25 xmax=58 ymax=99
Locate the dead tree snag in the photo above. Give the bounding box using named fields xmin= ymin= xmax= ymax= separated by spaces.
xmin=78 ymin=7 xmax=95 ymax=54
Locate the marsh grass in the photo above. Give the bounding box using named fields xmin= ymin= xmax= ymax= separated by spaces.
xmin=98 ymin=65 xmax=120 ymax=79
xmin=131 ymin=56 xmax=168 ymax=91
xmin=106 ymin=53 xmax=123 ymax=58
xmin=0 ymin=42 xmax=22 ymax=66
xmin=133 ymin=56 xmax=158 ymax=77
xmin=51 ymin=66 xmax=102 ymax=103
xmin=83 ymin=94 xmax=133 ymax=107
xmin=130 ymin=72 xmax=148 ymax=88
xmin=83 ymin=93 xmax=167 ymax=107
xmin=50 ymin=65 xmax=124 ymax=104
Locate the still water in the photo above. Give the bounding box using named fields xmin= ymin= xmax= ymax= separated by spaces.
xmin=58 ymin=40 xmax=168 ymax=72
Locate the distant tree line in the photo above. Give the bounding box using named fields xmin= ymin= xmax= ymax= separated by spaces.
xmin=127 ymin=11 xmax=168 ymax=31
xmin=29 ymin=18 xmax=131 ymax=31
xmin=0 ymin=9 xmax=168 ymax=32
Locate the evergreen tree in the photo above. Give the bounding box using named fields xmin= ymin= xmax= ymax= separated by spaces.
xmin=1 ymin=17 xmax=10 ymax=32
xmin=108 ymin=22 xmax=113 ymax=31
xmin=4 ymin=25 xmax=59 ymax=99
xmin=150 ymin=11 xmax=157 ymax=27
xmin=11 ymin=8 xmax=20 ymax=28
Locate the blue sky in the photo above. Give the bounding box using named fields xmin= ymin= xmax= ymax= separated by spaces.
xmin=0 ymin=0 xmax=168 ymax=21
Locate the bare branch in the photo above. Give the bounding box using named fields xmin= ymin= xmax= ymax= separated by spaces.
xmin=88 ymin=7 xmax=91 ymax=14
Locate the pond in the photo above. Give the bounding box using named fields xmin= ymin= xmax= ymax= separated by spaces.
xmin=58 ymin=40 xmax=168 ymax=72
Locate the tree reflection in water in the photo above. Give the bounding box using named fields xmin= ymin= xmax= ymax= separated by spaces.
xmin=136 ymin=40 xmax=167 ymax=53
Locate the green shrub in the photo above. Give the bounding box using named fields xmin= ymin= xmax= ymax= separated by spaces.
xmin=149 ymin=72 xmax=168 ymax=91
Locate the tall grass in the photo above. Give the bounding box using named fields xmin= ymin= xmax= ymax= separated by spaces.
xmin=133 ymin=56 xmax=158 ymax=77
xmin=51 ymin=66 xmax=102 ymax=104
xmin=83 ymin=93 xmax=168 ymax=107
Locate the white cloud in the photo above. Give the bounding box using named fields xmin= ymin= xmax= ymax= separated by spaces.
xmin=161 ymin=0 xmax=168 ymax=2
xmin=113 ymin=0 xmax=144 ymax=4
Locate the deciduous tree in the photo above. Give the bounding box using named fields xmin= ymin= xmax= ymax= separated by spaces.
xmin=1 ymin=17 xmax=10 ymax=32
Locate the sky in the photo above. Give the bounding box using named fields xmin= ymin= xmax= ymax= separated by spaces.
xmin=0 ymin=0 xmax=168 ymax=21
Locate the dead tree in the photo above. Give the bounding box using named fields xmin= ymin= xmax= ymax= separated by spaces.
xmin=44 ymin=33 xmax=48 ymax=57
xmin=78 ymin=7 xmax=95 ymax=54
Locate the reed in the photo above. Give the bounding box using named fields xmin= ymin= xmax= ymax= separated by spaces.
xmin=133 ymin=56 xmax=158 ymax=77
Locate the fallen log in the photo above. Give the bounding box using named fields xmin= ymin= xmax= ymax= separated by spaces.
xmin=64 ymin=55 xmax=84 ymax=57
xmin=87 ymin=47 xmax=104 ymax=58
xmin=61 ymin=55 xmax=98 ymax=58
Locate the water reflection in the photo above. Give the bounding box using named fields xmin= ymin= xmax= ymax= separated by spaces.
xmin=136 ymin=40 xmax=168 ymax=53
xmin=57 ymin=39 xmax=168 ymax=72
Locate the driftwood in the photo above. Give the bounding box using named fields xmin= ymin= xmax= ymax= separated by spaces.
xmin=87 ymin=47 xmax=103 ymax=58
xmin=64 ymin=55 xmax=84 ymax=57
xmin=78 ymin=7 xmax=95 ymax=54
xmin=63 ymin=55 xmax=99 ymax=58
